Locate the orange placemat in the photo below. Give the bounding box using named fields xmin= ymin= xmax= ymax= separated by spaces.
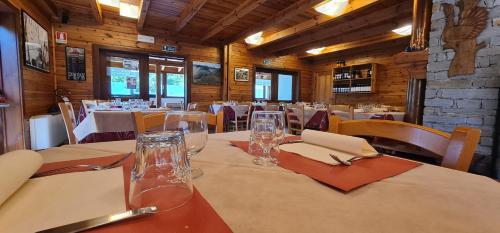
xmin=36 ymin=154 xmax=232 ymax=233
xmin=231 ymin=140 xmax=421 ymax=192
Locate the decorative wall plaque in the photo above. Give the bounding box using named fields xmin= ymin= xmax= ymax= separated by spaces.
xmin=442 ymin=0 xmax=488 ymax=77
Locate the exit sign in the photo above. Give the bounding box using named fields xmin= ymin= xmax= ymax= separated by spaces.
xmin=162 ymin=45 xmax=177 ymax=53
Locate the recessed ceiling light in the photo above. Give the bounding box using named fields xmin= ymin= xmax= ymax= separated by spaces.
xmin=120 ymin=2 xmax=139 ymax=19
xmin=99 ymin=0 xmax=120 ymax=8
xmin=306 ymin=47 xmax=326 ymax=55
xmin=392 ymin=25 xmax=412 ymax=36
xmin=314 ymin=0 xmax=349 ymax=16
xmin=245 ymin=32 xmax=264 ymax=45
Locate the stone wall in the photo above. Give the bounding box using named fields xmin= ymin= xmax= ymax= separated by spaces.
xmin=424 ymin=0 xmax=500 ymax=176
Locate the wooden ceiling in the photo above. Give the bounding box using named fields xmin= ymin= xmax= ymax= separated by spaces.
xmin=39 ymin=0 xmax=413 ymax=58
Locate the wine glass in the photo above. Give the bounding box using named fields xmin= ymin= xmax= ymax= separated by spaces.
xmin=251 ymin=111 xmax=284 ymax=166
xmin=164 ymin=111 xmax=208 ymax=178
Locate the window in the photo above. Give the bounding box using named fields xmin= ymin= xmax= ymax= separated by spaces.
xmin=253 ymin=68 xmax=298 ymax=102
xmin=165 ymin=73 xmax=185 ymax=97
xmin=107 ymin=57 xmax=140 ymax=97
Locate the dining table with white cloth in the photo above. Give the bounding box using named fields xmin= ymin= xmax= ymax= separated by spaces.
xmin=333 ymin=110 xmax=406 ymax=121
xmin=74 ymin=109 xmax=167 ymax=142
xmin=32 ymin=131 xmax=500 ymax=233
xmin=290 ymin=106 xmax=329 ymax=131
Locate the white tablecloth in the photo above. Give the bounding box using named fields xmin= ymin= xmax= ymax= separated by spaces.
xmin=74 ymin=110 xmax=167 ymax=141
xmin=292 ymin=107 xmax=328 ymax=123
xmin=38 ymin=131 xmax=500 ymax=233
xmin=333 ymin=110 xmax=405 ymax=121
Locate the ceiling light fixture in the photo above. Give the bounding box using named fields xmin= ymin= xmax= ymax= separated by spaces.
xmin=120 ymin=2 xmax=139 ymax=19
xmin=314 ymin=0 xmax=349 ymax=16
xmin=245 ymin=32 xmax=264 ymax=45
xmin=306 ymin=47 xmax=326 ymax=55
xmin=392 ymin=25 xmax=412 ymax=36
xmin=98 ymin=0 xmax=120 ymax=8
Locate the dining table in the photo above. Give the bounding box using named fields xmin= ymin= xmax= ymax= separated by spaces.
xmin=34 ymin=131 xmax=500 ymax=233
xmin=289 ymin=106 xmax=329 ymax=131
xmin=333 ymin=110 xmax=406 ymax=121
xmin=208 ymin=104 xmax=264 ymax=131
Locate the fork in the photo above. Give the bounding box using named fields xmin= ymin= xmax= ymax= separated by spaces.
xmin=32 ymin=152 xmax=133 ymax=178
xmin=329 ymin=153 xmax=383 ymax=166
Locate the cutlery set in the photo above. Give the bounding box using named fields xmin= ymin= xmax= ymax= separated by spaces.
xmin=329 ymin=153 xmax=383 ymax=166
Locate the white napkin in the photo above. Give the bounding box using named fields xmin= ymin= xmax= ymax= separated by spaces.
xmin=280 ymin=130 xmax=378 ymax=165
xmin=0 ymin=150 xmax=43 ymax=206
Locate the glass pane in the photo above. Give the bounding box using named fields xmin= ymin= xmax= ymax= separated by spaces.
xmin=278 ymin=74 xmax=293 ymax=101
xmin=149 ymin=64 xmax=157 ymax=97
xmin=255 ymin=72 xmax=272 ymax=100
xmin=166 ymin=73 xmax=185 ymax=97
xmin=107 ymin=56 xmax=140 ymax=97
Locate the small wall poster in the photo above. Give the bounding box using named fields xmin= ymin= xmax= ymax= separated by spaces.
xmin=56 ymin=31 xmax=67 ymax=44
xmin=66 ymin=47 xmax=86 ymax=81
xmin=235 ymin=67 xmax=250 ymax=82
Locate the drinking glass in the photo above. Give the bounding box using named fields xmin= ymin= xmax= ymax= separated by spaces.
xmin=129 ymin=131 xmax=193 ymax=212
xmin=164 ymin=111 xmax=208 ymax=178
xmin=250 ymin=111 xmax=284 ymax=166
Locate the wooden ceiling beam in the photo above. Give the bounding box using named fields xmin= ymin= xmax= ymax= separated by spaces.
xmin=36 ymin=0 xmax=60 ymax=21
xmin=262 ymin=0 xmax=413 ymax=55
xmin=275 ymin=15 xmax=412 ymax=56
xmin=248 ymin=0 xmax=382 ymax=49
xmin=175 ymin=0 xmax=209 ymax=32
xmin=299 ymin=32 xmax=411 ymax=58
xmin=137 ymin=0 xmax=152 ymax=31
xmin=201 ymin=0 xmax=269 ymax=42
xmin=228 ymin=0 xmax=325 ymax=43
xmin=89 ymin=0 xmax=103 ymax=24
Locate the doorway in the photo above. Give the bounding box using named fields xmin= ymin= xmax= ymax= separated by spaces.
xmin=253 ymin=67 xmax=298 ymax=102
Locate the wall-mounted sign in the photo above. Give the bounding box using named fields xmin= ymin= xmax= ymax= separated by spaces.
xmin=56 ymin=31 xmax=67 ymax=44
xmin=66 ymin=47 xmax=86 ymax=81
xmin=263 ymin=59 xmax=271 ymax=65
xmin=137 ymin=34 xmax=155 ymax=44
xmin=162 ymin=45 xmax=177 ymax=53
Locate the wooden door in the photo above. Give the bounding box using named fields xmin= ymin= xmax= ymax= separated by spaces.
xmin=313 ymin=72 xmax=333 ymax=103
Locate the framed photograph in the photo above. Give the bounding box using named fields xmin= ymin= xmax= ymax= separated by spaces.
xmin=66 ymin=47 xmax=86 ymax=81
xmin=22 ymin=11 xmax=50 ymax=72
xmin=192 ymin=61 xmax=221 ymax=85
xmin=234 ymin=67 xmax=250 ymax=82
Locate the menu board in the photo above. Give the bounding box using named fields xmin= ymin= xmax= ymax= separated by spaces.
xmin=66 ymin=47 xmax=86 ymax=81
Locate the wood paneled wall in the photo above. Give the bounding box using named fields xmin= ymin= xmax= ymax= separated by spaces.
xmin=227 ymin=42 xmax=313 ymax=102
xmin=53 ymin=17 xmax=221 ymax=112
xmin=311 ymin=45 xmax=409 ymax=107
xmin=6 ymin=0 xmax=56 ymax=118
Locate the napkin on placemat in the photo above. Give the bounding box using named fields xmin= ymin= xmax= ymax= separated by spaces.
xmin=35 ymin=154 xmax=233 ymax=233
xmin=231 ymin=135 xmax=421 ymax=192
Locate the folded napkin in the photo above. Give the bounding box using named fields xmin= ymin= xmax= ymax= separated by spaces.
xmin=0 ymin=150 xmax=42 ymax=206
xmin=280 ymin=130 xmax=378 ymax=166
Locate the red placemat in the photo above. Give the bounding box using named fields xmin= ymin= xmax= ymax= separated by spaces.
xmin=36 ymin=154 xmax=232 ymax=233
xmin=231 ymin=140 xmax=421 ymax=192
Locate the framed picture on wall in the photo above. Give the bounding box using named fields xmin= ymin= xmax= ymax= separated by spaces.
xmin=192 ymin=61 xmax=221 ymax=85
xmin=22 ymin=11 xmax=50 ymax=72
xmin=234 ymin=67 xmax=250 ymax=82
xmin=66 ymin=47 xmax=86 ymax=81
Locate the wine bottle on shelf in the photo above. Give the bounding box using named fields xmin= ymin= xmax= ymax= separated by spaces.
xmin=367 ymin=67 xmax=372 ymax=78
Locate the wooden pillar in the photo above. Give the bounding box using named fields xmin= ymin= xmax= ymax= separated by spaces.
xmin=409 ymin=0 xmax=432 ymax=51
xmin=221 ymin=44 xmax=230 ymax=101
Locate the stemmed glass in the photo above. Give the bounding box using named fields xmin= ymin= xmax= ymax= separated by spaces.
xmin=251 ymin=111 xmax=285 ymax=166
xmin=164 ymin=111 xmax=208 ymax=178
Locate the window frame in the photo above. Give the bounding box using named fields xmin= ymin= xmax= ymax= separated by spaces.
xmin=252 ymin=67 xmax=299 ymax=103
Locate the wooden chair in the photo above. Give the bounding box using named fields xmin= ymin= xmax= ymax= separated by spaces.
xmin=58 ymin=102 xmax=78 ymax=144
xmin=328 ymin=104 xmax=354 ymax=120
xmin=207 ymin=110 xmax=224 ymax=133
xmin=187 ymin=102 xmax=198 ymax=111
xmin=328 ymin=116 xmax=481 ymax=172
xmin=81 ymin=100 xmax=98 ymax=115
xmin=132 ymin=112 xmax=166 ymax=135
xmin=285 ymin=104 xmax=305 ymax=135
xmin=229 ymin=103 xmax=250 ymax=131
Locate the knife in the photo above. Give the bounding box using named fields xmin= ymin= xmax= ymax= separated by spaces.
xmin=36 ymin=206 xmax=157 ymax=233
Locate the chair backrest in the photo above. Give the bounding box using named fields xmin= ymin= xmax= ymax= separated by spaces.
xmin=207 ymin=110 xmax=224 ymax=133
xmin=329 ymin=104 xmax=354 ymax=120
xmin=165 ymin=102 xmax=184 ymax=111
xmin=132 ymin=112 xmax=166 ymax=135
xmin=285 ymin=104 xmax=305 ymax=133
xmin=81 ymin=100 xmax=98 ymax=115
xmin=58 ymin=102 xmax=77 ymax=144
xmin=187 ymin=103 xmax=198 ymax=111
xmin=328 ymin=116 xmax=481 ymax=172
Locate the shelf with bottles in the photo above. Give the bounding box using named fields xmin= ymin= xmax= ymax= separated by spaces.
xmin=332 ymin=63 xmax=377 ymax=94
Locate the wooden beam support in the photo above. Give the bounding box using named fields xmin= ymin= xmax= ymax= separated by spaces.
xmin=137 ymin=0 xmax=151 ymax=31
xmin=36 ymin=0 xmax=59 ymax=21
xmin=228 ymin=0 xmax=325 ymax=43
xmin=89 ymin=0 xmax=103 ymax=24
xmin=201 ymin=0 xmax=269 ymax=42
xmin=248 ymin=0 xmax=381 ymax=49
xmin=262 ymin=0 xmax=412 ymax=56
xmin=175 ymin=0 xmax=209 ymax=32
xmin=299 ymin=32 xmax=411 ymax=58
